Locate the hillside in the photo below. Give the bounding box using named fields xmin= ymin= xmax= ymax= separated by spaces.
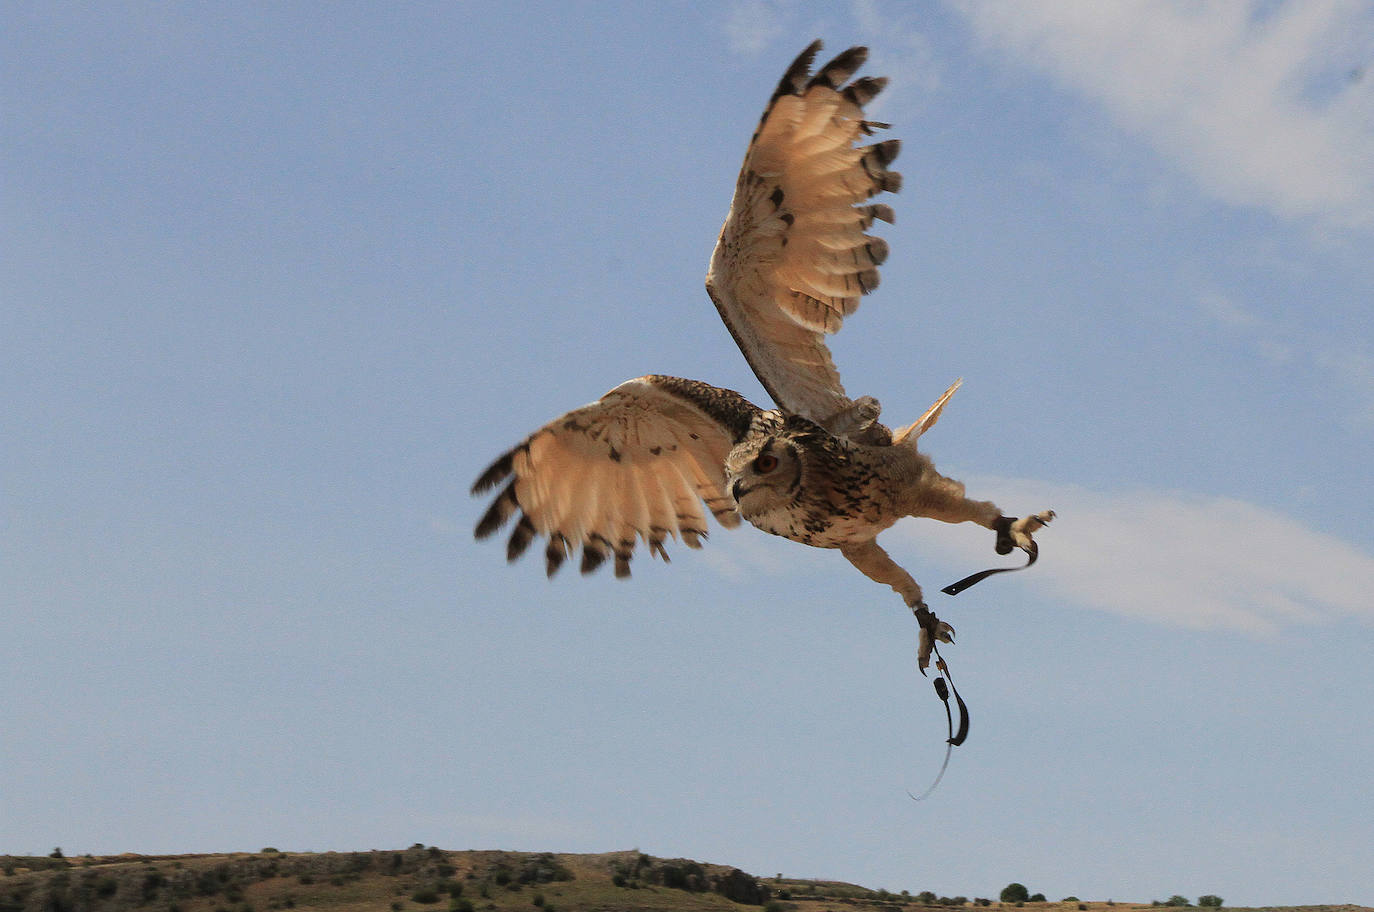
xmin=2 ymin=848 xmax=1367 ymax=912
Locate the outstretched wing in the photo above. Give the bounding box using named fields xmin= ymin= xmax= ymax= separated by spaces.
xmin=706 ymin=41 xmax=900 ymax=428
xmin=471 ymin=375 xmax=763 ymax=578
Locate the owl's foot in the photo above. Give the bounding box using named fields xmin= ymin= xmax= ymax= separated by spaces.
xmin=994 ymin=510 xmax=1055 ymax=554
xmin=912 ymin=602 xmax=954 ymax=673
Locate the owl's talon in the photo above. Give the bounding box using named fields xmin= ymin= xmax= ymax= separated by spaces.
xmin=995 ymin=510 xmax=1055 ymax=554
xmin=913 ymin=604 xmax=954 ymax=672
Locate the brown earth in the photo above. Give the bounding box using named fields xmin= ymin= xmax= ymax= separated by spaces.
xmin=2 ymin=848 xmax=1367 ymax=912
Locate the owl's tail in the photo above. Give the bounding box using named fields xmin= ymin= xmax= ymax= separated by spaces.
xmin=892 ymin=378 xmax=962 ymax=446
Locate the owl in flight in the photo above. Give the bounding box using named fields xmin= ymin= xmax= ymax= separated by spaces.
xmin=473 ymin=41 xmax=1053 ymax=669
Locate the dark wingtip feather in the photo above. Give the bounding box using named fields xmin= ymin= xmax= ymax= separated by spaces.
xmin=775 ymin=40 xmax=822 ymax=99
xmin=580 ymin=545 xmax=607 ymax=575
xmin=792 ymin=39 xmax=824 ymax=74
xmin=470 ymin=450 xmax=514 ymax=495
xmin=474 ymin=482 xmax=518 ymax=539
xmin=866 ymin=138 xmax=901 ymax=167
xmin=844 ymin=74 xmax=886 ymax=107
xmin=809 ymin=46 xmax=867 ymax=90
xmin=506 ymin=515 xmax=536 ymax=562
xmin=866 ymin=236 xmax=890 ymax=265
xmin=863 ymin=203 xmax=896 ymax=226
xmin=545 ymin=538 xmax=567 ymax=578
xmin=860 ymin=140 xmax=902 ymax=195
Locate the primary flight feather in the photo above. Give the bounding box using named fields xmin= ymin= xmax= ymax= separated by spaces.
xmin=472 ymin=41 xmax=1053 ymax=668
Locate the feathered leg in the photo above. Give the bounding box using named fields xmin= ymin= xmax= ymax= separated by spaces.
xmin=841 ymin=539 xmax=952 ymax=671
xmin=907 ymin=460 xmax=1054 ymax=553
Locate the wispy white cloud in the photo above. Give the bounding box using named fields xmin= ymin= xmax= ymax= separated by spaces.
xmin=722 ymin=1 xmax=941 ymax=113
xmin=950 ymin=0 xmax=1374 ymax=227
xmin=1194 ymin=289 xmax=1374 ymax=426
xmin=1315 ymin=345 xmax=1374 ymax=428
xmin=850 ymin=0 xmax=942 ymax=111
xmin=1195 ymin=290 xmax=1263 ymax=332
xmin=725 ymin=0 xmax=787 ymax=55
xmin=893 ymin=477 xmax=1374 ymax=635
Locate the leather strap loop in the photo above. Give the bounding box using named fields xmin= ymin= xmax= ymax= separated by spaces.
xmin=941 ymin=540 xmax=1038 ymax=596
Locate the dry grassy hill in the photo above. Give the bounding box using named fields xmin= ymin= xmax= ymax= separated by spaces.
xmin=2 ymin=847 xmax=1367 ymax=912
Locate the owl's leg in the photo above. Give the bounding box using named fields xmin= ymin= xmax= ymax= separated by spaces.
xmin=911 ymin=463 xmax=1054 ymax=554
xmin=818 ymin=395 xmax=883 ymax=439
xmin=841 ymin=539 xmax=953 ymax=671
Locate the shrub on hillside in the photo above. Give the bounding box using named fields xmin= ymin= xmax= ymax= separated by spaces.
xmin=653 ymin=860 xmax=707 ymax=892
xmin=714 ymin=868 xmax=769 ymax=905
xmin=1001 ymin=884 xmax=1030 ymax=904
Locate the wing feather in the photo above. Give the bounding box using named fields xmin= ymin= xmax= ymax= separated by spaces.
xmin=472 ymin=375 xmax=762 ymax=578
xmin=706 ymin=42 xmax=900 ymax=432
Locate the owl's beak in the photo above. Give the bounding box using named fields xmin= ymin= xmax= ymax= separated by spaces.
xmin=730 ymin=479 xmax=747 ymax=503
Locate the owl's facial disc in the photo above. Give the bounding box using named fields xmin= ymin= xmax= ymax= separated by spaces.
xmin=729 ymin=439 xmax=799 ymax=512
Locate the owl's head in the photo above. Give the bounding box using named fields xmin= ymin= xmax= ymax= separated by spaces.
xmin=724 ymin=416 xmax=835 ymax=534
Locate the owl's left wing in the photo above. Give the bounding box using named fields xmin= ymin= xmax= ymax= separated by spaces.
xmin=472 ymin=375 xmax=763 ymax=578
xmin=706 ymin=41 xmax=900 ymax=428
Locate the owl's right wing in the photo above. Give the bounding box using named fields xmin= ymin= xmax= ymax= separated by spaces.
xmin=705 ymin=41 xmax=900 ymax=429
xmin=471 ymin=375 xmax=763 ymax=578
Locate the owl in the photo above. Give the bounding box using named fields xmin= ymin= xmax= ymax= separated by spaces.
xmin=472 ymin=42 xmax=1053 ymax=669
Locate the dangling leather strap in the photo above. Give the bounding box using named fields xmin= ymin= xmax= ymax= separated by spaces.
xmin=941 ymin=540 xmax=1037 ymax=596
xmin=908 ymin=642 xmax=968 ymax=801
xmin=935 ymin=645 xmax=970 ymax=747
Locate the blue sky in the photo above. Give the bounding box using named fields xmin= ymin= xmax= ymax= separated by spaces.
xmin=3 ymin=1 xmax=1373 ymax=906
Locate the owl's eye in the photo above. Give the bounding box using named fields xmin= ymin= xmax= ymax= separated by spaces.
xmin=753 ymin=452 xmax=780 ymax=474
